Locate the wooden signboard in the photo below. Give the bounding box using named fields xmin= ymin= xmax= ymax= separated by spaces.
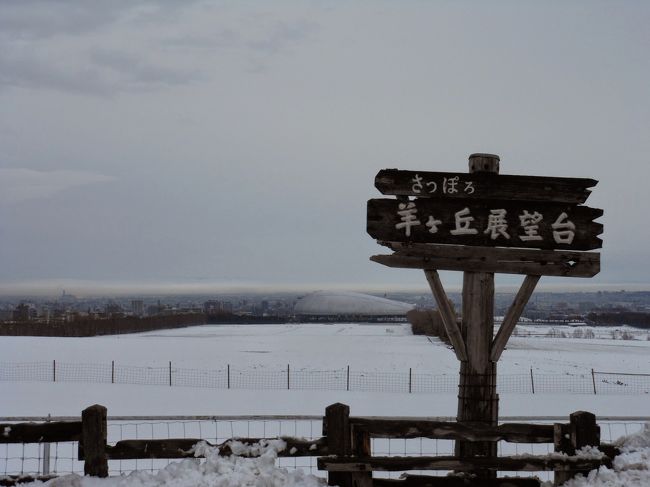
xmin=366 ymin=153 xmax=603 ymax=480
xmin=375 ymin=169 xmax=596 ymax=204
xmin=367 ymin=198 xmax=603 ymax=250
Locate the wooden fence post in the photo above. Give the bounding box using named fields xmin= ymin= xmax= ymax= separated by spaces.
xmin=554 ymin=411 xmax=599 ymax=485
xmin=81 ymin=404 xmax=108 ymax=477
xmin=325 ymin=403 xmax=351 ymax=487
xmin=325 ymin=403 xmax=371 ymax=487
xmin=351 ymin=419 xmax=373 ymax=487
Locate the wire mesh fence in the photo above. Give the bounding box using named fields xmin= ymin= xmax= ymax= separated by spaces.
xmin=1 ymin=415 xmax=647 ymax=482
xmin=2 ymin=361 xmax=650 ymax=395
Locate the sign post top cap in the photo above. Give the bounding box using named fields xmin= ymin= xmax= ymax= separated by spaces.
xmin=469 ymin=153 xmax=500 ymax=161
xmin=468 ymin=153 xmax=500 ymax=174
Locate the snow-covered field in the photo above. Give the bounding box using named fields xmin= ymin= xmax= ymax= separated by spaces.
xmin=2 ymin=322 xmax=650 ymax=486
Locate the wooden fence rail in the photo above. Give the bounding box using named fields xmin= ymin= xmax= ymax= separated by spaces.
xmin=0 ymin=403 xmax=620 ymax=487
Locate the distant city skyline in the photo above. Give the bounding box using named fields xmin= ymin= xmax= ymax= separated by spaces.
xmin=1 ymin=2 xmax=648 ymax=293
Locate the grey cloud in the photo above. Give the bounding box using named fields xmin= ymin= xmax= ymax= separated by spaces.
xmin=0 ymin=49 xmax=115 ymax=96
xmin=89 ymin=48 xmax=198 ymax=88
xmin=0 ymin=0 xmax=199 ymax=40
xmin=0 ymin=169 xmax=116 ymax=203
xmin=0 ymin=1 xmax=132 ymax=40
xmin=0 ymin=45 xmax=198 ymax=96
xmin=0 ymin=2 xmax=314 ymax=96
xmin=244 ymin=19 xmax=317 ymax=54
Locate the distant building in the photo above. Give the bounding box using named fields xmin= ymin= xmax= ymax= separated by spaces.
xmin=203 ymin=300 xmax=223 ymax=314
xmin=13 ymin=303 xmax=30 ymax=322
xmin=131 ymin=300 xmax=144 ymax=317
xmin=293 ymin=291 xmax=414 ymax=322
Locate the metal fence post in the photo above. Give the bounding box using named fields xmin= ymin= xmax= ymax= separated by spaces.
xmin=111 ymin=361 xmax=115 ymax=384
xmin=42 ymin=414 xmax=51 ymax=475
xmin=346 ymin=365 xmax=350 ymax=391
xmin=409 ymin=368 xmax=412 ymax=393
xmin=287 ymin=364 xmax=290 ymax=390
xmin=227 ymin=364 xmax=230 ymax=389
xmin=53 ymin=360 xmax=56 ymax=382
xmin=591 ymin=369 xmax=597 ymax=394
xmin=169 ymin=361 xmax=172 ymax=387
xmin=530 ymin=367 xmax=535 ymax=394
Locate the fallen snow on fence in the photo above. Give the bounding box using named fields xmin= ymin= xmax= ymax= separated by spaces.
xmin=562 ymin=424 xmax=650 ymax=486
xmin=22 ymin=439 xmax=325 ymax=487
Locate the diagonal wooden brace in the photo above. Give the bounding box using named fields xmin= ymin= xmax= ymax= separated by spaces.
xmin=424 ymin=269 xmax=468 ymax=361
xmin=490 ymin=275 xmax=540 ymax=362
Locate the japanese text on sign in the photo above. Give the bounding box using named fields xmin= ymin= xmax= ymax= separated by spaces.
xmin=410 ymin=174 xmax=475 ymax=196
xmin=395 ymin=203 xmax=575 ymax=245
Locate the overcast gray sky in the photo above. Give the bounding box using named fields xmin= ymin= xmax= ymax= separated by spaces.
xmin=1 ymin=1 xmax=649 ymax=295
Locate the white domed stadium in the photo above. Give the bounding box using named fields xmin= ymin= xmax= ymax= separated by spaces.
xmin=294 ymin=290 xmax=414 ymax=322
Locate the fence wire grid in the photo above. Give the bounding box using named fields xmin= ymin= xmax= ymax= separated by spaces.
xmin=2 ymin=361 xmax=650 ymax=395
xmin=1 ymin=416 xmax=647 ymax=483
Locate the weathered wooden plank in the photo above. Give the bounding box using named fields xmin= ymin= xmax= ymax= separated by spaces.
xmin=373 ymin=474 xmax=541 ymax=487
xmin=367 ymin=199 xmax=603 ymax=251
xmin=349 ymin=418 xmax=554 ymax=443
xmin=370 ymin=243 xmax=600 ymax=277
xmin=491 ymin=275 xmax=541 ymax=361
xmin=375 ymin=169 xmax=597 ymax=204
xmin=106 ymin=436 xmax=328 ymax=460
xmin=424 ymin=270 xmax=467 ymax=361
xmin=317 ymin=454 xmax=610 ymax=472
xmin=0 ymin=421 xmax=81 ymax=444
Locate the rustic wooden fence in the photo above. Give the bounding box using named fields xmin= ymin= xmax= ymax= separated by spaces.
xmin=318 ymin=403 xmax=618 ymax=487
xmin=0 ymin=403 xmax=619 ymax=487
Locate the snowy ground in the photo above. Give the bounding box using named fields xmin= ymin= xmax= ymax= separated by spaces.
xmin=2 ymin=322 xmax=650 ymax=486
xmin=2 ymin=323 xmax=650 ymax=375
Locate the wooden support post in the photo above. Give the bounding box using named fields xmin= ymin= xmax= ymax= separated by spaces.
xmin=456 ymin=155 xmax=500 ymax=478
xmin=424 ymin=270 xmax=467 ymax=361
xmin=456 ymin=271 xmax=498 ymax=469
xmin=81 ymin=405 xmax=108 ymax=477
xmin=490 ymin=275 xmax=540 ymax=362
